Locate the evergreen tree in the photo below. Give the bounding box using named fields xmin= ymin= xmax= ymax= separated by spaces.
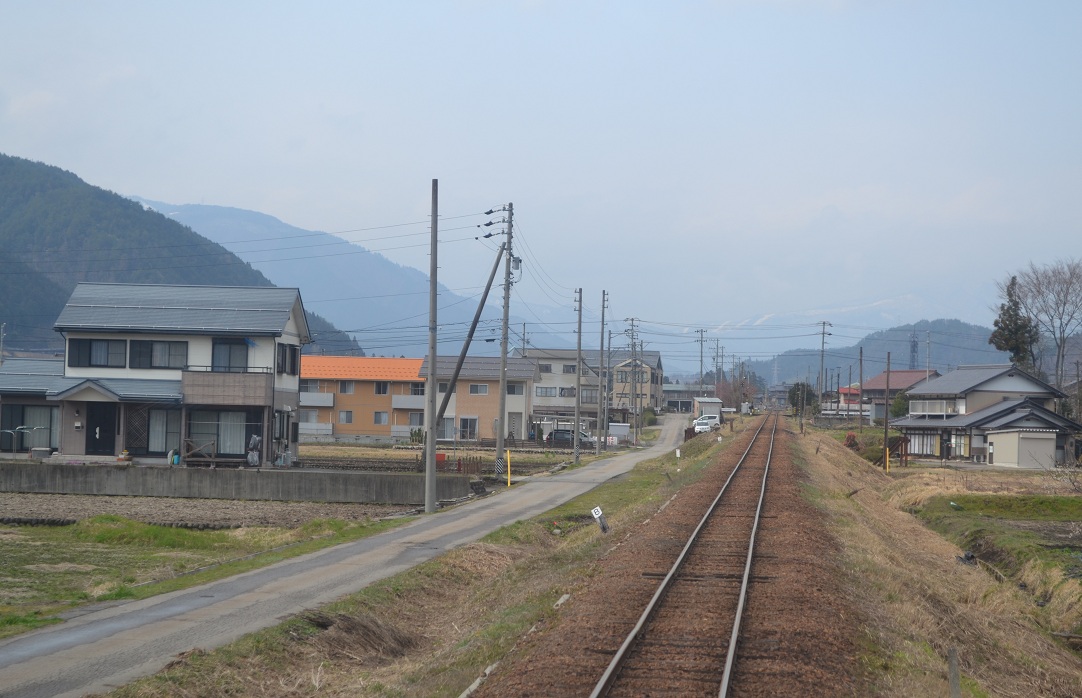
xmin=989 ymin=275 xmax=1040 ymax=369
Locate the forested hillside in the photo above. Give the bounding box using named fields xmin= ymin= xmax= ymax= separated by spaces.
xmin=0 ymin=153 xmax=359 ymax=354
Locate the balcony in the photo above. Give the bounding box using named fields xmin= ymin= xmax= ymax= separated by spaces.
xmin=182 ymin=370 xmax=274 ymax=406
xmin=392 ymin=394 xmax=426 ymax=410
xmin=299 ymin=422 xmax=333 ymax=436
xmin=300 ymin=392 xmax=335 ymax=407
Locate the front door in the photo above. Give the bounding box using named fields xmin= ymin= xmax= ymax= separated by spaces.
xmin=86 ymin=403 xmax=117 ymax=455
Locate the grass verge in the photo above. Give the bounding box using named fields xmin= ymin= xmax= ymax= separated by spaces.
xmin=0 ymin=515 xmax=409 ymax=640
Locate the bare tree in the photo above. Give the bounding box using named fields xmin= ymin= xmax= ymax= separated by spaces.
xmin=1004 ymin=258 xmax=1082 ymax=390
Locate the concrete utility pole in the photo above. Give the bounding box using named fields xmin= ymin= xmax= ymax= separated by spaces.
xmin=425 ymin=180 xmax=439 ymax=513
xmin=626 ymin=318 xmax=638 ymax=444
xmin=597 ymin=290 xmax=607 ymax=455
xmin=495 ymin=203 xmax=514 ymax=467
xmin=574 ymin=288 xmax=583 ymax=464
xmin=884 ymin=352 xmax=891 ymax=473
xmin=695 ymin=328 xmax=706 ymax=395
xmin=818 ymin=321 xmax=831 ymax=409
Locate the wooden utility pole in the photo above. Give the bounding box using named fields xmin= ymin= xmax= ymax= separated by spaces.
xmin=859 ymin=347 xmax=864 ymax=433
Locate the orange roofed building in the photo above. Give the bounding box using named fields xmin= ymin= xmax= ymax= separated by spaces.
xmin=299 ymin=356 xmax=426 ymax=443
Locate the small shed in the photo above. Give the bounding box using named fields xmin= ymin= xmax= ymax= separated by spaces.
xmin=693 ymin=397 xmax=723 ymax=417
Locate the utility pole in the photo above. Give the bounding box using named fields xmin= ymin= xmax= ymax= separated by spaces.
xmin=884 ymin=352 xmax=891 ymax=473
xmin=424 ymin=180 xmax=439 ymax=513
xmin=574 ymin=288 xmax=582 ymax=464
xmin=0 ymin=322 xmax=5 ymax=367
xmin=695 ymin=328 xmax=706 ymax=395
xmin=859 ymin=347 xmax=864 ymax=433
xmin=495 ymin=202 xmax=514 ymax=469
xmin=597 ymin=290 xmax=607 ymax=455
xmin=818 ymin=321 xmax=832 ymax=410
xmin=626 ymin=318 xmax=638 ymax=444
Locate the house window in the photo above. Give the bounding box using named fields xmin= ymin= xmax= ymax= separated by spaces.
xmin=563 ymin=364 xmax=577 ymax=374
xmin=188 ymin=409 xmax=258 ymax=456
xmin=410 ymin=382 xmax=425 ymax=396
xmin=559 ymin=387 xmax=577 ymax=398
xmin=147 ymin=409 xmax=182 ymax=454
xmin=437 ymin=417 xmax=455 ymax=440
xmin=0 ymin=404 xmax=59 ymax=451
xmin=338 ymin=410 xmax=353 ymax=424
xmin=130 ymin=340 xmax=187 ymax=369
xmin=469 ymin=384 xmax=488 ymax=395
xmin=276 ymin=344 xmax=300 ymax=375
xmin=439 ymin=382 xmax=456 ymax=393
xmin=211 ymin=340 xmax=248 ymax=373
xmin=459 ymin=417 xmax=478 ymax=440
xmin=298 ymin=409 xmax=318 ymax=423
xmin=68 ymin=339 xmax=126 ymax=368
xmin=300 ymin=379 xmax=318 ymax=392
xmin=409 ymin=412 xmax=424 ymax=427
xmin=617 ymin=371 xmax=629 ymax=383
xmin=539 ymin=364 xmax=552 ymax=373
xmin=507 ymin=383 xmax=524 ymax=396
xmin=536 ymin=386 xmax=557 ymax=397
xmin=582 ymin=388 xmax=599 ymax=404
xmin=374 ymin=411 xmax=389 ymax=425
xmin=374 ymin=381 xmax=389 ymax=395
xmin=339 ymin=381 xmax=355 ymax=394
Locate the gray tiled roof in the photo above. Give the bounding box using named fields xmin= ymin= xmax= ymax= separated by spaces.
xmin=0 ymin=358 xmax=65 ymax=395
xmin=420 ymin=356 xmax=538 ymax=381
xmin=892 ymin=397 xmax=1082 ymax=432
xmin=906 ymin=364 xmax=1055 ymax=397
xmin=50 ymin=378 xmax=183 ymax=403
xmin=0 ymin=360 xmax=182 ymax=402
xmin=54 ymin=283 xmax=306 ymax=338
xmin=516 ymin=347 xmax=664 ymax=371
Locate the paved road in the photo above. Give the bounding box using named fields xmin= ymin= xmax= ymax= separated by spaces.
xmin=0 ymin=417 xmax=683 ymax=698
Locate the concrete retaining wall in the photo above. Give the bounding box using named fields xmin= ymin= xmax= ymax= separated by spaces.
xmin=0 ymin=462 xmax=470 ymax=505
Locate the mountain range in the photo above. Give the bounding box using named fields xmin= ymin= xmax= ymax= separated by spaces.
xmin=1 ymin=152 xmax=1012 ymax=384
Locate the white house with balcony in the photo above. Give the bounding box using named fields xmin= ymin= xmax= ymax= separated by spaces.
xmin=0 ymin=283 xmax=309 ymax=466
xmin=891 ymin=364 xmax=1081 ymax=467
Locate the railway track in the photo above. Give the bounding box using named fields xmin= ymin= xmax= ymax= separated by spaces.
xmin=590 ymin=412 xmax=779 ymax=697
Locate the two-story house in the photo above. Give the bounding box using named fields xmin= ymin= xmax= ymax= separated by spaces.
xmin=516 ymin=348 xmax=601 ymax=433
xmin=420 ymin=355 xmax=537 ymax=443
xmin=0 ymin=283 xmax=309 ymax=466
xmin=298 ymin=356 xmax=425 ymax=443
xmin=891 ymin=364 xmax=1082 ymax=467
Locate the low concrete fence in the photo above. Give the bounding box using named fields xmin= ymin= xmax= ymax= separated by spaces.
xmin=0 ymin=462 xmax=470 ymax=505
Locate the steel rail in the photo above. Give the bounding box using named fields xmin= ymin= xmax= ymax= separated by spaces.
xmin=589 ymin=413 xmax=778 ymax=698
xmin=718 ymin=412 xmax=777 ymax=696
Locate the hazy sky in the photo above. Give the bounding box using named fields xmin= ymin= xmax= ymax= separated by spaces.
xmin=3 ymin=1 xmax=1080 ymax=369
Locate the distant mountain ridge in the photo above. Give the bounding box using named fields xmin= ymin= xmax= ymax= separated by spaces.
xmin=0 ymin=153 xmax=359 ymax=355
xmin=745 ymin=318 xmax=1009 ymax=386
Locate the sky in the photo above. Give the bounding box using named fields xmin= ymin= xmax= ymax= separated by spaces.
xmin=3 ymin=1 xmax=1081 ymax=373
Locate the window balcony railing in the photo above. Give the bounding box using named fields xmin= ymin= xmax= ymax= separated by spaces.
xmin=909 ymin=400 xmax=960 ymax=416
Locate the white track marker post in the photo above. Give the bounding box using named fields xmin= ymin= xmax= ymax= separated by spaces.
xmin=506 ymin=449 xmax=511 ymax=488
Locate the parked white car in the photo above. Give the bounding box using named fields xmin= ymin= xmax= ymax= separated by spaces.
xmin=693 ymin=415 xmax=721 ymax=433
